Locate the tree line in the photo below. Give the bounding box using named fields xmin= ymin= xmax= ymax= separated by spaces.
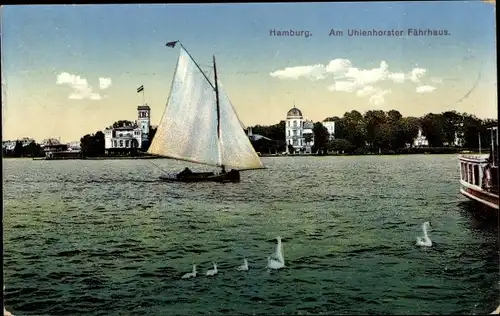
xmin=6 ymin=111 xmax=493 ymax=159
xmin=2 ymin=140 xmax=45 ymax=158
xmin=248 ymin=110 xmax=497 ymax=155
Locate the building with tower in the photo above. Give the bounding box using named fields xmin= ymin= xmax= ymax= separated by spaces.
xmin=285 ymin=104 xmax=315 ymax=154
xmin=137 ymin=105 xmax=151 ymax=148
xmin=104 ymin=104 xmax=152 ymax=153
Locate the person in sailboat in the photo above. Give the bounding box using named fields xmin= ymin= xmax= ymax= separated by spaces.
xmin=177 ymin=167 xmax=192 ymax=179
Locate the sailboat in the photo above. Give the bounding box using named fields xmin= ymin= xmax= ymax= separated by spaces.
xmin=147 ymin=41 xmax=265 ymax=183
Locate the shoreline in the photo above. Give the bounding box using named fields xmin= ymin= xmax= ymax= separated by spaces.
xmin=259 ymin=152 xmax=485 ymax=158
xmin=3 ymin=151 xmax=486 ymax=160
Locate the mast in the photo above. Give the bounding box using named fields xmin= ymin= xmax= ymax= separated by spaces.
xmin=213 ymin=55 xmax=223 ymax=169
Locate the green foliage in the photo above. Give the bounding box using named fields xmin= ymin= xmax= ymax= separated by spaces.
xmin=112 ymin=120 xmax=134 ymax=128
xmin=312 ymin=122 xmax=329 ymax=155
xmin=3 ymin=140 xmax=44 ymax=158
xmin=80 ymin=131 xmax=105 ymax=158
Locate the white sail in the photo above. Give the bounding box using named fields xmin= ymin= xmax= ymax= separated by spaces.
xmin=218 ymin=79 xmax=265 ymax=170
xmin=147 ymin=47 xmax=220 ymax=166
xmin=148 ymin=46 xmax=265 ymax=170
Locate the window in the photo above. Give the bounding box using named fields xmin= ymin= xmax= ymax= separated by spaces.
xmin=125 ymin=140 xmax=130 ymax=148
xmin=293 ymin=121 xmax=297 ymax=127
xmin=288 ymin=130 xmax=290 ymax=136
xmin=287 ymin=121 xmax=290 ymax=127
xmin=473 ymin=165 xmax=479 ymax=186
xmin=113 ymin=140 xmax=117 ymax=147
xmin=120 ymin=140 xmax=124 ymax=147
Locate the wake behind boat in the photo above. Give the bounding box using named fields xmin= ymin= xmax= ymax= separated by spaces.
xmin=147 ymin=41 xmax=265 ymax=183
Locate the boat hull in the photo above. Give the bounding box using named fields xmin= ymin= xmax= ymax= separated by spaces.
xmin=159 ymin=170 xmax=241 ymax=183
xmin=460 ymin=182 xmax=499 ymax=210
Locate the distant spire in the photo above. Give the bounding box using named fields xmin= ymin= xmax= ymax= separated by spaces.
xmin=293 ymin=100 xmax=296 ymax=109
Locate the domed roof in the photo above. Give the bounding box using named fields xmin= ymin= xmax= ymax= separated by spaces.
xmin=287 ymin=107 xmax=303 ymax=118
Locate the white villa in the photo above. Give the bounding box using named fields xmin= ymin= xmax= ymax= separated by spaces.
xmin=323 ymin=120 xmax=336 ymax=140
xmin=285 ymin=105 xmax=315 ymax=154
xmin=413 ymin=128 xmax=429 ymax=147
xmin=104 ymin=104 xmax=151 ymax=153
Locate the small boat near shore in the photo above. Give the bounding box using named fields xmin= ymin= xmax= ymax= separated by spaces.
xmin=458 ymin=126 xmax=499 ymax=210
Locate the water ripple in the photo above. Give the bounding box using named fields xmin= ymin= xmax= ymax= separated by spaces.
xmin=2 ymin=156 xmax=499 ymax=315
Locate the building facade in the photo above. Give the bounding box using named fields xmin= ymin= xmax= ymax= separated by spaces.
xmin=137 ymin=105 xmax=151 ymax=147
xmin=322 ymin=120 xmax=336 ymax=140
xmin=285 ymin=105 xmax=315 ymax=154
xmin=104 ymin=104 xmax=151 ymax=153
xmin=413 ymin=128 xmax=429 ymax=147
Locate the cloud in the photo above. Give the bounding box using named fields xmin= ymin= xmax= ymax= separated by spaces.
xmin=369 ymin=89 xmax=391 ymax=105
xmin=430 ymin=77 xmax=443 ymax=84
xmin=99 ymin=77 xmax=112 ymax=90
xmin=409 ymin=68 xmax=427 ymax=83
xmin=270 ymin=59 xmax=438 ymax=105
xmin=356 ymin=85 xmax=377 ymax=97
xmin=325 ymin=59 xmax=352 ymax=73
xmin=355 ymin=85 xmax=391 ymax=105
xmin=56 ymin=72 xmax=103 ymax=100
xmin=328 ymin=80 xmax=358 ymax=92
xmin=269 ymin=64 xmax=327 ymax=80
xmin=388 ymin=72 xmax=405 ymax=83
xmin=416 ymin=85 xmax=436 ymax=93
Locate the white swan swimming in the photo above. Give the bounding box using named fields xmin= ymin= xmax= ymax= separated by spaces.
xmin=4 ymin=285 xmax=13 ymax=316
xmin=206 ymin=263 xmax=218 ymax=276
xmin=236 ymin=258 xmax=249 ymax=271
xmin=266 ymin=256 xmax=285 ymax=270
xmin=416 ymin=221 xmax=433 ymax=247
xmin=266 ymin=236 xmax=285 ymax=270
xmin=181 ymin=264 xmax=197 ymax=279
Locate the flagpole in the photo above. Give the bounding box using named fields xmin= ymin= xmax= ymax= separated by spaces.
xmin=142 ymin=87 xmax=145 ymax=105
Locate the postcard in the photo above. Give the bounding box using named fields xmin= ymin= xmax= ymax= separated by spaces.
xmin=2 ymin=2 xmax=498 ymax=315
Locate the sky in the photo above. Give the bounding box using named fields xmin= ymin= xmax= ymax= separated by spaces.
xmin=1 ymin=1 xmax=497 ymax=143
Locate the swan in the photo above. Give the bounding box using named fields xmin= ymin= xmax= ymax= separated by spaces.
xmin=275 ymin=236 xmax=284 ymax=263
xmin=266 ymin=236 xmax=285 ymax=270
xmin=181 ymin=264 xmax=197 ymax=279
xmin=266 ymin=256 xmax=285 ymax=270
xmin=416 ymin=221 xmax=432 ymax=247
xmin=206 ymin=263 xmax=218 ymax=276
xmin=237 ymin=258 xmax=249 ymax=271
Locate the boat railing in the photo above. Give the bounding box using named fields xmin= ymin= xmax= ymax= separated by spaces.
xmin=459 ymin=154 xmax=489 ymax=161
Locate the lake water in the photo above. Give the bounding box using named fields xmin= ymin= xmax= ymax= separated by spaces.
xmin=2 ymin=155 xmax=499 ymax=315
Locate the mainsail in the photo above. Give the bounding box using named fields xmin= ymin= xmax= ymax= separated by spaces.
xmin=147 ymin=46 xmax=265 ymax=171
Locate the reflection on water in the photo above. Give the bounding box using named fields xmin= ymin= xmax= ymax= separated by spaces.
xmin=2 ymin=155 xmax=499 ymax=315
